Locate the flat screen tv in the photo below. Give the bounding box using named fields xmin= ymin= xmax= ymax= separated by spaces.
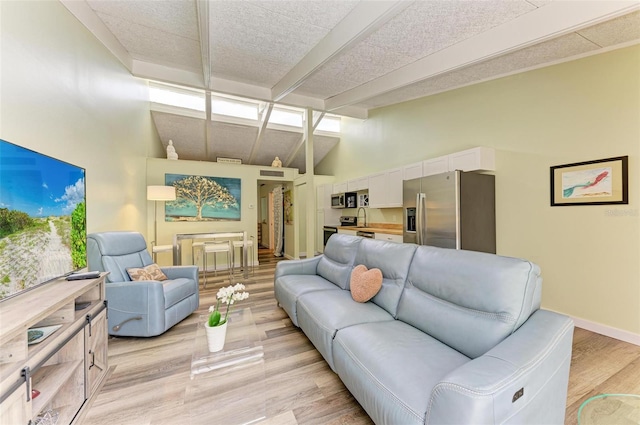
xmin=0 ymin=139 xmax=86 ymax=301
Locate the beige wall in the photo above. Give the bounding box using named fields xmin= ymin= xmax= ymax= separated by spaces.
xmin=317 ymin=46 xmax=640 ymax=336
xmin=0 ymin=0 xmax=160 ymax=235
xmin=147 ymin=158 xmax=296 ymax=265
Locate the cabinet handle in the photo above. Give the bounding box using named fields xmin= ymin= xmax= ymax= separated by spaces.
xmin=88 ymin=350 xmax=95 ymax=369
xmin=22 ymin=367 xmax=31 ymax=402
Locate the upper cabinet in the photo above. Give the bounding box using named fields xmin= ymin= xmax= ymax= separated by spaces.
xmin=347 ymin=177 xmax=369 ymax=192
xmin=423 ymin=147 xmax=495 ymax=176
xmin=422 ymin=156 xmax=450 ymax=177
xmin=403 ymin=162 xmax=423 ymax=181
xmin=333 ymin=182 xmax=348 ymax=194
xmin=369 ymin=167 xmax=403 ymax=208
xmin=333 ymin=147 xmax=494 ymax=209
xmin=448 ymin=146 xmax=495 ymax=172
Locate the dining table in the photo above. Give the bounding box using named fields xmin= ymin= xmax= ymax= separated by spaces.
xmin=173 ymin=231 xmax=250 ymax=279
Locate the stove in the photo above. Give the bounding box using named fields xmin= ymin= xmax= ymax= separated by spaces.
xmin=339 ymin=216 xmax=358 ymax=227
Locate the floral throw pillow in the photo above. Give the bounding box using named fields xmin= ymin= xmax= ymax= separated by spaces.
xmin=126 ymin=263 xmax=168 ymax=282
xmin=350 ymin=264 xmax=383 ymax=303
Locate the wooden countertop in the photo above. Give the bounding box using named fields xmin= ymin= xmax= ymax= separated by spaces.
xmin=337 ymin=222 xmax=403 ymax=236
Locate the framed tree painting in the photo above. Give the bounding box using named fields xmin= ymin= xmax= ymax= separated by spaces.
xmin=550 ymin=156 xmax=628 ymax=206
xmin=164 ymin=173 xmax=241 ymax=221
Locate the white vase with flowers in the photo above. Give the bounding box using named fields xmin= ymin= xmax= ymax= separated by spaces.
xmin=205 ymin=283 xmax=249 ymax=352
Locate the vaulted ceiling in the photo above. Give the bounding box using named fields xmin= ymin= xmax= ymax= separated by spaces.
xmin=61 ymin=0 xmax=640 ymax=171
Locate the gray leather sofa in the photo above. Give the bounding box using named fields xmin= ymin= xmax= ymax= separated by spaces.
xmin=87 ymin=231 xmax=199 ymax=337
xmin=274 ymin=234 xmax=574 ymax=425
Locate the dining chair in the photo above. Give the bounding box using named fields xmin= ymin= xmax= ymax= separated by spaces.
xmin=151 ymin=242 xmax=173 ymax=263
xmin=232 ymin=236 xmax=255 ymax=276
xmin=203 ymin=240 xmax=233 ymax=288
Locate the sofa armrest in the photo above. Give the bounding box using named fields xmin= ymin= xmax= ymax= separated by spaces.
xmin=426 ymin=309 xmax=574 ymax=425
xmin=161 ymin=265 xmax=198 ymax=282
xmin=275 ymin=256 xmax=323 ymax=280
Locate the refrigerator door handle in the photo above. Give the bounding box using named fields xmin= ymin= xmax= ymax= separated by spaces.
xmin=416 ymin=193 xmax=427 ymax=245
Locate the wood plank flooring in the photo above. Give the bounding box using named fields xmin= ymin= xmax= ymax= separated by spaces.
xmin=82 ymin=249 xmax=640 ymax=425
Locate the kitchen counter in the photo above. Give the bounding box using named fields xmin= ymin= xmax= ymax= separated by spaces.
xmin=336 ymin=222 xmax=403 ymax=236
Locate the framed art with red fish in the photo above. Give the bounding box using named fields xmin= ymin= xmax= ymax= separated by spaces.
xmin=550 ymin=156 xmax=628 ymax=206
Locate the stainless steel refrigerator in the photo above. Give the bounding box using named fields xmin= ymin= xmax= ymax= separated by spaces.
xmin=403 ymin=170 xmax=496 ymax=253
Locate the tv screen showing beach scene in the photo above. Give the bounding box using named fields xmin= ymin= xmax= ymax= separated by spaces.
xmin=0 ymin=139 xmax=86 ymax=301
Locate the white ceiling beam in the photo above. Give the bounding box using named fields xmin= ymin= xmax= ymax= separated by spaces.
xmin=248 ymin=103 xmax=274 ymax=164
xmin=210 ymin=77 xmax=368 ymax=119
xmin=131 ymin=60 xmax=205 ymax=88
xmin=204 ymin=91 xmax=212 ymax=160
xmin=270 ymin=0 xmax=412 ymax=102
xmin=59 ymin=0 xmax=132 ymax=71
xmin=325 ymin=1 xmax=640 ymax=110
xmin=284 ymin=111 xmax=324 ymax=168
xmin=195 ymin=0 xmax=211 ymax=89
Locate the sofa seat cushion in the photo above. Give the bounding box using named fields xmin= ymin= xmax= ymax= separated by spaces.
xmin=297 ymin=290 xmax=394 ymax=371
xmin=163 ymin=278 xmax=198 ymax=308
xmin=275 ymin=275 xmax=341 ymax=327
xmin=333 ymin=320 xmax=470 ymax=425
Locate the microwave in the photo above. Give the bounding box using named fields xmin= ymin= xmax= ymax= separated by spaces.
xmin=331 ymin=193 xmax=345 ymax=208
xmin=331 ymin=192 xmax=357 ymax=209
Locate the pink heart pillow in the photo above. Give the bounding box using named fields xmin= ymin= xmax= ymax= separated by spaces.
xmin=350 ymin=264 xmax=383 ymax=303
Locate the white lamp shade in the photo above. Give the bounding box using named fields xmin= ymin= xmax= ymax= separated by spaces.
xmin=147 ymin=185 xmax=176 ymax=201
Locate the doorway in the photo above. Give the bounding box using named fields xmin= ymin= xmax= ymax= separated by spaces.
xmin=257 ymin=181 xmax=285 ymax=253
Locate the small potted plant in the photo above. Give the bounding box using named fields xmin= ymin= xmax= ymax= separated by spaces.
xmin=205 ymin=283 xmax=249 ymax=352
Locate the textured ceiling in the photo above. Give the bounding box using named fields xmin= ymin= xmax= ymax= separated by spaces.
xmin=66 ymin=0 xmax=640 ymax=171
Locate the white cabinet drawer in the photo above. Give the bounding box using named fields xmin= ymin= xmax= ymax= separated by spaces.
xmin=374 ymin=233 xmax=403 ymax=243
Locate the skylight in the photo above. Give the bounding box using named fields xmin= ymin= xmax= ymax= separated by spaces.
xmin=270 ymin=108 xmax=303 ymax=127
xmin=317 ymin=116 xmax=341 ymax=133
xmin=211 ymin=97 xmax=258 ymax=120
xmin=148 ymin=80 xmax=340 ymax=134
xmin=149 ymin=84 xmax=205 ymax=111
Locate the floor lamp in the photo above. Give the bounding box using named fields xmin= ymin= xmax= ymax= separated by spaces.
xmin=147 ymin=185 xmax=176 ymax=260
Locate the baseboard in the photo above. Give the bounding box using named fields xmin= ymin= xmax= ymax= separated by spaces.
xmin=571 ymin=315 xmax=640 ymax=346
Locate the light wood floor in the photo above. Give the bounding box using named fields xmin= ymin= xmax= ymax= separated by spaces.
xmin=83 ymin=249 xmax=640 ymax=425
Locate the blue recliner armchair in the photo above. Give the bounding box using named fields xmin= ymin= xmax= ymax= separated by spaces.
xmin=87 ymin=231 xmax=199 ymax=337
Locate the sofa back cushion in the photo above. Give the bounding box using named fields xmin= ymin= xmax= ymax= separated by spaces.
xmin=317 ymin=234 xmax=362 ymax=289
xmin=353 ymin=238 xmax=417 ymax=316
xmin=397 ymin=246 xmax=542 ymax=359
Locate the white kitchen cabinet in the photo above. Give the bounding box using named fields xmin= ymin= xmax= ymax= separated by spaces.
xmin=387 ymin=168 xmax=403 ymax=207
xmin=367 ymin=172 xmax=386 ymax=209
xmin=403 ymin=162 xmax=423 ymax=180
xmin=337 ymin=228 xmax=358 ymax=236
xmin=422 ymin=155 xmax=449 ymax=176
xmin=448 ymin=147 xmax=495 ymax=172
xmin=374 ymin=233 xmax=403 ymax=243
xmin=368 ymin=167 xmax=403 ymax=208
xmin=347 ymin=177 xmax=368 ymax=192
xmin=333 ymin=182 xmax=348 ymax=194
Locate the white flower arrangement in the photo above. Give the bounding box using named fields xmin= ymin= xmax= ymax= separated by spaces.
xmin=207 ymin=283 xmax=249 ymax=327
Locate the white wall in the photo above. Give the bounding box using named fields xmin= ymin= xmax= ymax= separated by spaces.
xmin=317 ymin=45 xmax=640 ymax=337
xmin=0 ymin=0 xmax=159 ymax=234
